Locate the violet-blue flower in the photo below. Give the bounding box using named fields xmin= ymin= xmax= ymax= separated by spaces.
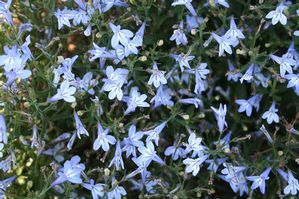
xmin=93 ymin=123 xmax=116 ymax=152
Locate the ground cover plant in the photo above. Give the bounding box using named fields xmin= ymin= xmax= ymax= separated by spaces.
xmin=0 ymin=0 xmax=299 ymax=198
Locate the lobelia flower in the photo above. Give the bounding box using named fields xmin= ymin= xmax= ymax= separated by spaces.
xmin=265 ymin=2 xmax=287 ymax=25
xmin=109 ymin=22 xmax=134 ymax=48
xmin=67 ymin=132 xmax=77 ymax=151
xmin=164 ymin=143 xmax=185 ymax=160
xmin=76 ymin=72 xmax=98 ymax=95
xmin=74 ymin=112 xmax=89 ymax=139
xmin=122 ymin=124 xmax=144 ymax=158
xmin=128 ymin=159 xmax=152 ymax=184
xmin=48 ymin=80 xmax=77 ymax=103
xmin=211 ymin=104 xmax=228 ymax=132
xmin=148 ymin=62 xmax=167 ymax=88
xmin=170 ymin=21 xmax=188 ymax=46
xmin=0 ymin=0 xmax=13 ymax=25
xmin=247 ymin=167 xmax=272 ymax=194
xmin=270 ymin=54 xmax=296 ymax=77
xmin=88 ymin=43 xmax=116 ymax=62
xmin=4 ymin=58 xmax=32 ymax=86
xmin=225 ymin=17 xmax=245 ymax=44
xmin=0 ymin=176 xmax=16 ymax=197
xmin=212 ymin=33 xmax=233 ymax=56
xmin=235 ymin=94 xmax=262 ymax=117
xmin=93 ymin=123 xmax=116 ymax=152
xmin=193 ymin=63 xmax=210 ymax=94
xmin=277 ymin=169 xmax=299 ymax=195
xmin=262 ymin=102 xmax=279 ymax=124
xmin=122 ymin=87 xmax=150 ymax=115
xmin=143 ymin=122 xmax=167 ymax=146
xmin=136 ymin=141 xmax=164 ymax=167
xmin=220 ymin=163 xmax=248 ymax=196
xmin=214 ymin=0 xmax=229 ymax=8
xmin=51 ymin=155 xmax=85 ymax=186
xmin=102 ymin=65 xmax=129 ymax=100
xmin=150 ymin=85 xmax=174 ymax=108
xmin=21 ymin=35 xmax=33 ymax=61
xmin=100 ymin=0 xmax=128 ymax=13
xmin=170 ymin=53 xmax=195 ymax=72
xmin=186 ymin=15 xmax=203 ymax=32
xmin=107 ymin=184 xmax=127 ymax=199
xmin=54 ymin=8 xmax=75 ymax=30
xmin=0 ymin=143 xmax=3 ymax=158
xmin=0 ymin=115 xmax=7 ymax=144
xmin=227 ymin=60 xmax=242 ymax=82
xmin=0 ymin=45 xmax=22 ymax=72
xmin=184 ymin=133 xmax=207 ymax=157
xmin=183 ymin=154 xmax=209 ymax=176
xmin=285 ymin=74 xmax=299 ymax=95
xmin=171 ymin=0 xmax=197 ymax=16
xmin=286 ymin=42 xmax=299 ymax=70
xmin=178 ymin=98 xmax=203 ymax=109
xmin=109 ymin=141 xmax=124 ymax=171
xmin=132 ymin=22 xmax=146 ymax=47
xmin=82 ymin=179 xmax=104 ymax=199
xmin=240 ymin=63 xmax=259 ymax=83
xmin=73 ymin=0 xmax=94 ymax=26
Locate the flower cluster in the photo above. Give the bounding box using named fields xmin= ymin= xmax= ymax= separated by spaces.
xmin=0 ymin=0 xmax=299 ymax=198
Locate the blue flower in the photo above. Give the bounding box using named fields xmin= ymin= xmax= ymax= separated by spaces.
xmin=73 ymin=0 xmax=94 ymax=26
xmin=240 ymin=63 xmax=259 ymax=83
xmin=0 ymin=0 xmax=13 ymax=25
xmin=107 ymin=184 xmax=127 ymax=199
xmin=88 ymin=43 xmax=116 ymax=62
xmin=132 ymin=22 xmax=146 ymax=47
xmin=193 ymin=63 xmax=210 ymax=94
xmin=51 ymin=155 xmax=85 ymax=186
xmin=109 ymin=141 xmax=124 ymax=171
xmin=4 ymin=58 xmax=32 ymax=85
xmin=54 ymin=8 xmax=75 ymax=30
xmin=109 ymin=22 xmax=134 ymax=48
xmin=122 ymin=124 xmax=144 ymax=158
xmin=164 ymin=143 xmax=185 ymax=160
xmin=122 ymin=87 xmax=150 ymax=115
xmin=0 ymin=115 xmax=7 ymax=145
xmin=270 ymin=54 xmax=296 ymax=77
xmin=74 ymin=112 xmax=89 ymax=139
xmin=100 ymin=0 xmax=128 ymax=13
xmin=136 ymin=141 xmax=164 ymax=166
xmin=178 ymin=98 xmax=203 ymax=108
xmin=170 ymin=53 xmax=195 ymax=72
xmin=186 ymin=15 xmax=203 ymax=32
xmin=212 ymin=33 xmax=233 ymax=56
xmin=211 ymin=103 xmax=228 ymax=132
xmin=247 ymin=168 xmax=272 ymax=194
xmin=148 ymin=62 xmax=167 ymax=88
xmin=262 ymin=102 xmax=279 ymax=124
xmin=48 ymin=80 xmax=77 ymax=103
xmin=102 ymin=65 xmax=129 ymax=100
xmin=0 ymin=176 xmax=16 ymax=197
xmin=93 ymin=123 xmax=116 ymax=152
xmin=235 ymin=94 xmax=262 ymax=117
xmin=227 ymin=60 xmax=242 ymax=82
xmin=171 ymin=0 xmax=197 ymax=16
xmin=215 ymin=0 xmax=229 ymax=8
xmin=0 ymin=45 xmax=22 ymax=72
xmin=143 ymin=122 xmax=167 ymax=146
xmin=184 ymin=133 xmax=207 ymax=157
xmin=265 ymin=2 xmax=287 ymax=25
xmin=76 ymin=72 xmax=98 ymax=95
xmin=225 ymin=17 xmax=245 ymax=42
xmin=183 ymin=155 xmax=209 ymax=176
xmin=285 ymin=74 xmax=299 ymax=95
xmin=150 ymin=85 xmax=174 ymax=108
xmin=82 ymin=179 xmax=104 ymax=199
xmin=277 ymin=169 xmax=299 ymax=195
xmin=170 ymin=21 xmax=188 ymax=46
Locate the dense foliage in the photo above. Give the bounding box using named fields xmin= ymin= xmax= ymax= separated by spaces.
xmin=0 ymin=0 xmax=299 ymax=198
